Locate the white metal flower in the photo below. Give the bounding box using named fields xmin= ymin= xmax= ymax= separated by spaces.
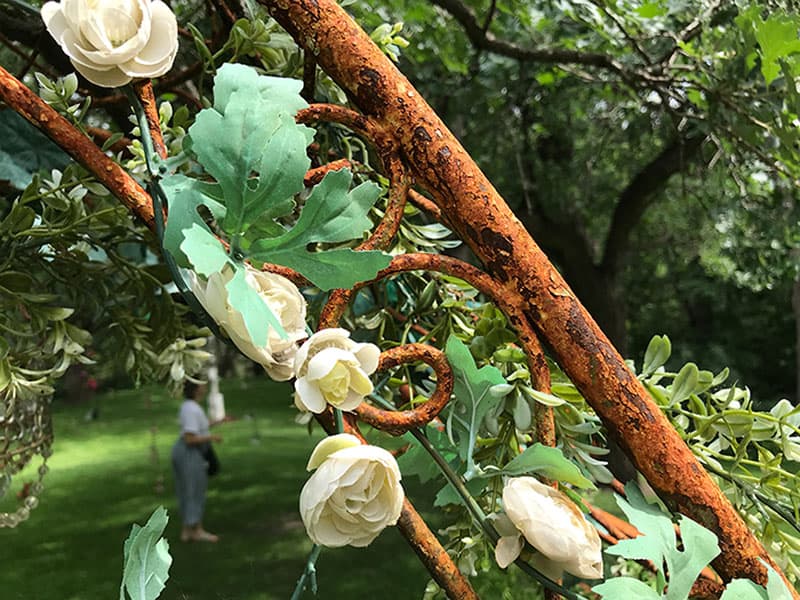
xmin=770 ymin=399 xmax=800 ymax=462
xmin=494 ymin=476 xmax=602 ymax=579
xmin=300 ymin=434 xmax=404 ymax=547
xmin=41 ymin=0 xmax=178 ymax=88
xmin=191 ymin=265 xmax=307 ymax=382
xmin=293 ymin=328 xmax=380 ymax=413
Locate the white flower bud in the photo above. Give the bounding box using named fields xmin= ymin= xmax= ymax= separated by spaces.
xmin=191 ymin=265 xmax=307 ymax=381
xmin=494 ymin=476 xmax=602 ymax=579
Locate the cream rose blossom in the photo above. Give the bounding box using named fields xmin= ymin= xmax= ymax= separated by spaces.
xmin=41 ymin=0 xmax=178 ymax=88
xmin=494 ymin=476 xmax=602 ymax=579
xmin=191 ymin=265 xmax=307 ymax=381
xmin=294 ymin=328 xmax=380 ymax=414
xmin=300 ymin=434 xmax=404 ymax=547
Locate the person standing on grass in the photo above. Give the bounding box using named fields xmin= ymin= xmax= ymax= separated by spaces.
xmin=172 ymin=380 xmax=222 ymax=542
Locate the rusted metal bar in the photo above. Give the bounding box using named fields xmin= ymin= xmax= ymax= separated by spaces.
xmin=0 ymin=65 xmax=155 ymax=230
xmin=259 ymin=0 xmax=794 ymax=591
xmin=132 ymin=80 xmax=168 ymax=159
xmin=356 ymin=343 xmax=453 ymax=435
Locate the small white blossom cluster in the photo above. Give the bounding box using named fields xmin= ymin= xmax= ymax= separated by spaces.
xmin=192 ymin=265 xmax=397 ymax=547
xmin=191 ymin=265 xmax=380 ymax=416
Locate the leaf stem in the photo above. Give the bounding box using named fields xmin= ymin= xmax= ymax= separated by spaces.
xmin=334 ymin=408 xmax=344 ymax=434
xmin=124 ymin=85 xmax=227 ymax=341
xmin=290 ymin=544 xmax=322 ymax=600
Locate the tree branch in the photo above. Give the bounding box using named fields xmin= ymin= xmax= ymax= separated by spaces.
xmin=601 ymin=134 xmax=705 ymax=273
xmin=429 ymin=0 xmax=624 ymax=72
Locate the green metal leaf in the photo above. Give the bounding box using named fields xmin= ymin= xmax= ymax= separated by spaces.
xmin=188 ymin=64 xmax=313 ymax=237
xmin=249 ymin=169 xmax=391 ymax=289
xmin=603 ymin=483 xmax=721 ymax=600
xmin=179 ymin=224 xmax=231 ymax=277
xmin=593 ymin=577 xmax=661 ymax=599
xmin=119 ymin=506 xmax=172 ymax=600
xmin=444 ymin=335 xmax=508 ymax=480
xmin=501 ymin=443 xmax=595 ymax=489
xmin=161 ymin=174 xmax=226 ymax=267
xmin=224 ymin=264 xmax=286 ymax=347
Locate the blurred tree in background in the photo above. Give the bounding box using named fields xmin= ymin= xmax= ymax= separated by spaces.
xmin=0 ymin=0 xmax=798 ymax=402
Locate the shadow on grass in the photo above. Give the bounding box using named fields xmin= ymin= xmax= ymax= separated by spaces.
xmin=0 ymin=378 xmax=435 ymax=600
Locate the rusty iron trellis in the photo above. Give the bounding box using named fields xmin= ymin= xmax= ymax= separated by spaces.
xmin=0 ymin=3 xmax=796 ymax=598
xmin=259 ymin=0 xmax=798 ymax=595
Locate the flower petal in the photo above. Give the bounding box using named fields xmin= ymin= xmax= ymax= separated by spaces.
xmin=295 ymin=377 xmax=327 ymax=414
xmin=306 ymin=434 xmax=361 ymax=471
xmin=495 ymin=534 xmax=523 ymax=569
xmin=306 ymin=347 xmax=358 ymax=381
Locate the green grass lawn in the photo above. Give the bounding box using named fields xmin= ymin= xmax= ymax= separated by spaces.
xmin=1 ymin=377 xmax=546 ymax=599
xmin=0 ymin=378 xmax=440 ymax=599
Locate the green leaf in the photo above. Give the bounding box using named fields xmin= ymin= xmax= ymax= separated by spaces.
xmin=398 ymin=426 xmax=456 ymax=483
xmin=0 ymin=111 xmax=69 ymax=189
xmin=119 ymin=506 xmax=172 ymax=600
xmin=188 ymin=64 xmax=313 ymax=236
xmin=161 ymin=174 xmax=226 ymax=266
xmin=720 ymin=579 xmax=769 ymax=600
xmin=179 ymin=224 xmax=231 ymax=276
xmin=755 ymin=15 xmax=800 ymax=86
xmin=593 ymin=577 xmax=661 ymax=599
xmin=444 ymin=335 xmax=508 ymax=480
xmin=642 ymin=334 xmax=671 ymax=377
xmin=249 ymin=169 xmax=391 ymax=289
xmin=0 ymin=337 xmax=8 ymax=361
xmin=670 ymin=362 xmax=699 ymax=404
xmin=605 ymin=483 xmax=720 ymax=600
xmin=224 ymin=264 xmax=286 ymax=346
xmin=636 ymin=2 xmax=667 ymax=19
xmin=433 ymin=477 xmax=485 ymax=507
xmin=501 ymin=443 xmax=595 ymax=489
xmin=666 ymin=516 xmax=720 ymax=599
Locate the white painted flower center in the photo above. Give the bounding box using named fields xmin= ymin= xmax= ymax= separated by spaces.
xmin=96 ymin=0 xmax=141 ymax=46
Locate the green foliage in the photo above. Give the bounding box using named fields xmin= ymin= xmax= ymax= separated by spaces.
xmin=500 ymin=443 xmax=594 ymax=489
xmin=634 ymin=335 xmax=800 ymax=582
xmin=248 ymin=169 xmax=390 ymax=289
xmin=751 ymin=13 xmax=800 ymax=86
xmin=594 ymin=482 xmax=793 ymax=599
xmin=119 ymin=506 xmax=172 ymax=600
xmin=189 ymin=64 xmax=312 ymax=239
xmin=596 ymin=484 xmax=720 ymax=600
xmin=166 ymin=63 xmax=390 ymax=296
xmin=444 ymin=335 xmax=510 ymax=480
xmin=0 ymin=111 xmax=69 ymax=190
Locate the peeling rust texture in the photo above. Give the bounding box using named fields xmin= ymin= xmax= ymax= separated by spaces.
xmin=261 ymin=0 xmax=794 ymax=591
xmin=132 ymin=80 xmax=168 ymax=160
xmin=396 ymin=498 xmax=480 ymax=600
xmin=357 ymin=344 xmax=453 ymax=435
xmin=0 ymin=65 xmax=155 ymax=230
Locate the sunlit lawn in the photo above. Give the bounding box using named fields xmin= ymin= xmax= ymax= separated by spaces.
xmin=1 ymin=378 xmax=434 ymax=599
xmin=1 ymin=377 xmax=544 ymax=599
